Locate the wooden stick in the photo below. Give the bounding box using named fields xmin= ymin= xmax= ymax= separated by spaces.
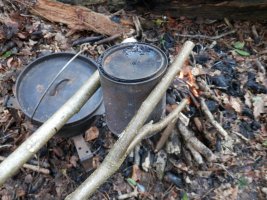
xmin=186 ymin=143 xmax=204 ymax=165
xmin=154 ymin=120 xmax=177 ymax=153
xmin=177 ymin=122 xmax=216 ymax=162
xmin=0 ymin=156 xmax=50 ymax=175
xmin=200 ymin=98 xmax=228 ymax=138
xmin=0 ymin=71 xmax=100 ymax=186
xmin=175 ymin=30 xmax=236 ymax=40
xmin=65 ymin=41 xmax=194 ymax=200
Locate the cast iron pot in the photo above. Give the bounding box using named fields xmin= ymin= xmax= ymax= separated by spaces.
xmin=5 ymin=52 xmax=104 ymax=137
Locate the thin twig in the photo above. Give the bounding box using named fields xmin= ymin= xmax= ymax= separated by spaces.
xmin=0 ymin=144 xmax=13 ymax=150
xmin=200 ymin=97 xmax=228 ymax=138
xmin=154 ymin=119 xmax=178 ymax=153
xmin=186 ymin=143 xmax=204 ymax=165
xmin=118 ymin=188 xmax=138 ymax=200
xmin=214 ymin=163 xmax=235 ymax=179
xmin=132 ymin=15 xmax=142 ymax=38
xmin=0 ymin=156 xmax=50 ymax=174
xmin=175 ymin=30 xmax=236 ymax=40
xmin=254 ymin=59 xmax=266 ymax=74
xmin=94 ymin=33 xmax=122 ymax=45
xmin=232 ymin=131 xmax=249 ymax=142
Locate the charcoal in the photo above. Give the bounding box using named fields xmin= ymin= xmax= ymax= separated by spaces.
xmin=246 ymin=72 xmax=267 ymax=94
xmin=166 ymin=93 xmax=176 ymax=104
xmin=195 ymin=53 xmax=210 ymax=65
xmin=162 ymin=33 xmax=175 ymax=49
xmin=192 ymin=44 xmax=203 ymax=53
xmin=164 ymin=172 xmax=183 ymax=188
xmin=209 ymin=75 xmax=230 ymax=88
xmin=205 ymin=100 xmax=218 ymax=113
xmin=222 ymin=110 xmax=237 ymax=129
xmin=251 ymin=121 xmax=261 ymax=131
xmin=242 ymin=107 xmax=254 ymax=119
xmin=212 ymin=59 xmax=236 ymax=74
xmin=209 ymin=75 xmax=243 ymax=97
xmin=213 ymin=44 xmax=229 ymax=54
xmin=239 ymin=120 xmax=256 ymax=139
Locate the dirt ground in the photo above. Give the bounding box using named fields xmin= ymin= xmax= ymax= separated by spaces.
xmin=0 ymin=0 xmax=266 ymax=199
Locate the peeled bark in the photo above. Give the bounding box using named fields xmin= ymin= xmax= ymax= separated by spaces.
xmin=30 ymin=0 xmax=131 ymax=36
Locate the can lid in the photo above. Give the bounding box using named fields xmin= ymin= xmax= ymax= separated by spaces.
xmin=100 ymin=43 xmax=167 ymax=82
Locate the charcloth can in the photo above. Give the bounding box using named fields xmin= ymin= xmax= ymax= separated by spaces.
xmin=98 ymin=42 xmax=168 ymax=136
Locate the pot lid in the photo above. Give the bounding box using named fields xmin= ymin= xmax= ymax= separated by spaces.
xmin=100 ymin=43 xmax=167 ymax=82
xmin=16 ymin=53 xmax=102 ymax=125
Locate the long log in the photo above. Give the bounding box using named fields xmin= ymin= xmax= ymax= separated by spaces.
xmin=55 ymin=0 xmax=267 ymax=20
xmin=29 ymin=0 xmax=131 ymax=36
xmin=148 ymin=0 xmax=267 ymax=20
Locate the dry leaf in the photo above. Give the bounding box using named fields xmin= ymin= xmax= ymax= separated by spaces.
xmin=92 ymin=156 xmax=100 ymax=169
xmin=214 ymin=184 xmax=238 ymax=200
xmin=244 ymin=92 xmax=252 ymax=108
xmin=69 ymin=155 xmax=79 ymax=168
xmin=230 ymin=97 xmax=242 ymax=113
xmin=253 ymin=95 xmax=266 ymax=119
xmin=85 ymin=126 xmax=99 ymax=141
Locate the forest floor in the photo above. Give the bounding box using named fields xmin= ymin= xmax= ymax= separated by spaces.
xmin=0 ymin=0 xmax=266 ymax=199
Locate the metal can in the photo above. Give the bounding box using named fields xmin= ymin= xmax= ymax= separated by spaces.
xmin=98 ymin=42 xmax=168 ymax=136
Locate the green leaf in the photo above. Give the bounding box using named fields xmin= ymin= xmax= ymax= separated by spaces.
xmin=237 ymin=176 xmax=248 ymax=189
xmin=182 ymin=193 xmax=189 ymax=200
xmin=154 ymin=19 xmax=164 ymax=26
xmin=126 ymin=178 xmax=137 ymax=187
xmin=233 ymin=41 xmax=245 ymax=49
xmin=235 ymin=49 xmax=250 ymax=56
xmin=1 ymin=51 xmax=12 ymax=58
xmin=263 ymin=140 xmax=267 ymax=147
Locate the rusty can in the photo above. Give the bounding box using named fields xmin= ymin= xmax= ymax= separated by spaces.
xmin=98 ymin=42 xmax=168 ymax=136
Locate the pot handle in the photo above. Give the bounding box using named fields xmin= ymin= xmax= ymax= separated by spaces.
xmin=4 ymin=96 xmax=19 ymax=109
xmin=49 ymin=78 xmax=70 ymax=96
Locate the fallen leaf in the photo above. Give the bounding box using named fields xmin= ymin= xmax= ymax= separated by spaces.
xmin=92 ymin=156 xmax=100 ymax=169
xmin=230 ymin=97 xmax=242 ymax=113
xmin=53 ymin=147 xmax=64 ymax=158
xmin=244 ymin=92 xmax=252 ymax=108
xmin=1 ymin=51 xmax=12 ymax=59
xmin=29 ymin=39 xmax=38 ymax=46
xmin=252 ymin=95 xmax=265 ymax=119
xmin=85 ymin=126 xmax=99 ymax=141
xmin=126 ymin=178 xmax=137 ymax=187
xmin=235 ymin=49 xmax=250 ymax=56
xmin=69 ymin=155 xmax=79 ymax=168
xmin=182 ymin=193 xmax=189 ymax=200
xmin=233 ymin=41 xmax=245 ymax=49
xmin=131 ymin=164 xmax=142 ymax=182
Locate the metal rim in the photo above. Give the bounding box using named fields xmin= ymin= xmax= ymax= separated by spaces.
xmin=98 ymin=42 xmax=168 ymax=84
